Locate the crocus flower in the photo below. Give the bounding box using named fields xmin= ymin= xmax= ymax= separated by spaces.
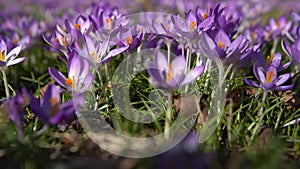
xmin=43 ymin=26 xmax=73 ymax=51
xmin=197 ymin=30 xmax=251 ymax=66
xmin=29 ymin=84 xmax=79 ymax=125
xmin=48 ymin=52 xmax=94 ymax=94
xmin=101 ymin=25 xmax=143 ymax=62
xmin=2 ymin=87 xmax=31 ymax=140
xmin=268 ymin=16 xmax=292 ymax=38
xmin=283 ymin=37 xmax=300 ymax=63
xmin=0 ymin=40 xmax=25 ymax=69
xmin=244 ymin=65 xmax=293 ymax=92
xmin=147 ymin=51 xmax=204 ymax=92
xmin=65 ymin=15 xmax=91 ymax=39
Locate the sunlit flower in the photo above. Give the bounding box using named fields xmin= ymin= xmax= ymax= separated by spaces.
xmin=147 ymin=51 xmax=204 ymax=92
xmin=0 ymin=40 xmax=25 ymax=69
xmin=244 ymin=65 xmax=293 ymax=91
xmin=48 ymin=52 xmax=94 ymax=94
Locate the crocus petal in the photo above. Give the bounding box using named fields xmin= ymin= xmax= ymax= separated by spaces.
xmin=5 ymin=45 xmax=22 ymax=61
xmin=48 ymin=68 xmax=67 ymax=89
xmin=49 ymin=112 xmax=64 ymax=125
xmin=147 ymin=66 xmax=165 ymax=84
xmin=244 ymin=78 xmax=259 ymax=87
xmin=275 ymin=73 xmax=291 ymax=86
xmin=181 ymin=65 xmax=205 ymax=86
xmin=215 ymin=30 xmax=231 ymax=46
xmin=6 ymin=57 xmax=26 ymax=66
xmin=29 ymin=98 xmax=48 ymax=122
xmin=275 ymin=84 xmax=294 ymax=91
xmin=253 ymin=66 xmax=265 ymax=83
xmin=155 ymin=51 xmax=168 ymax=70
xmin=101 ymin=46 xmax=128 ymax=63
xmin=198 ymin=32 xmax=219 ymax=60
xmin=76 ymin=74 xmax=94 ymax=94
xmin=290 ymin=46 xmax=300 ymax=62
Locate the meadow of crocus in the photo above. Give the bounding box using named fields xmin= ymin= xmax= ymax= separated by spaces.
xmin=1 ymin=0 xmax=300 ymax=168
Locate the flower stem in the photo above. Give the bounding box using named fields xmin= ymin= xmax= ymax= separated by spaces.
xmin=271 ymin=38 xmax=278 ymax=54
xmin=164 ymin=92 xmax=172 ymax=139
xmin=258 ymin=90 xmax=267 ymax=117
xmin=167 ymin=41 xmax=171 ymax=65
xmin=1 ymin=69 xmax=9 ymax=99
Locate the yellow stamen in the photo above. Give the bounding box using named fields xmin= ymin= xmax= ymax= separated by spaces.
xmin=165 ymin=25 xmax=171 ymax=29
xmin=189 ymin=21 xmax=197 ymax=33
xmin=74 ymin=23 xmax=81 ymax=30
xmin=126 ymin=37 xmax=132 ymax=45
xmin=65 ymin=77 xmax=73 ymax=88
xmin=202 ymin=11 xmax=208 ymax=19
xmin=0 ymin=51 xmax=5 ymax=62
xmin=266 ymin=69 xmax=275 ymax=83
xmin=217 ymin=40 xmax=225 ymax=49
xmin=13 ymin=38 xmax=19 ymax=45
xmin=155 ymin=19 xmax=161 ymax=24
xmin=166 ymin=64 xmax=173 ymax=83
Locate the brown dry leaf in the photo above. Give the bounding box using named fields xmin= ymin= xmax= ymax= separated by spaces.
xmin=173 ymin=94 xmax=207 ymax=125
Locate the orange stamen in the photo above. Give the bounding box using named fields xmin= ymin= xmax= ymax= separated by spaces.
xmin=217 ymin=40 xmax=225 ymax=49
xmin=54 ymin=37 xmax=59 ymax=43
xmin=62 ymin=36 xmax=67 ymax=47
xmin=105 ymin=18 xmax=111 ymax=24
xmin=74 ymin=23 xmax=81 ymax=30
xmin=50 ymin=97 xmax=58 ymax=105
xmin=13 ymin=38 xmax=19 ymax=45
xmin=166 ymin=64 xmax=173 ymax=83
xmin=266 ymin=69 xmax=275 ymax=83
xmin=126 ymin=37 xmax=132 ymax=45
xmin=202 ymin=11 xmax=208 ymax=19
xmin=251 ymin=32 xmax=257 ymax=40
xmin=190 ymin=21 xmax=197 ymax=33
xmin=276 ymin=21 xmax=281 ymax=28
xmin=264 ymin=32 xmax=270 ymax=40
xmin=266 ymin=54 xmax=274 ymax=65
xmin=65 ymin=77 xmax=73 ymax=87
xmin=90 ymin=51 xmax=98 ymax=62
xmin=0 ymin=51 xmax=5 ymax=62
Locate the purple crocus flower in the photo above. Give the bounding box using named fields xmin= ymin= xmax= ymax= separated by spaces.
xmin=244 ymin=65 xmax=293 ymax=92
xmin=29 ymin=84 xmax=79 ymax=125
xmin=2 ymin=87 xmax=31 ymax=140
xmin=43 ymin=26 xmax=73 ymax=51
xmin=283 ymin=37 xmax=300 ymax=63
xmin=48 ymin=52 xmax=94 ymax=94
xmin=101 ymin=25 xmax=143 ymax=62
xmin=197 ymin=30 xmax=251 ymax=66
xmin=147 ymin=51 xmax=204 ymax=92
xmin=268 ymin=16 xmax=292 ymax=38
xmin=0 ymin=40 xmax=25 ymax=69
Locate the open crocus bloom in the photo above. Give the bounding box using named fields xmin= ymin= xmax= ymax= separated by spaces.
xmin=244 ymin=65 xmax=293 ymax=91
xmin=29 ymin=84 xmax=79 ymax=125
xmin=0 ymin=40 xmax=25 ymax=69
xmin=48 ymin=52 xmax=94 ymax=94
xmin=147 ymin=51 xmax=205 ymax=92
